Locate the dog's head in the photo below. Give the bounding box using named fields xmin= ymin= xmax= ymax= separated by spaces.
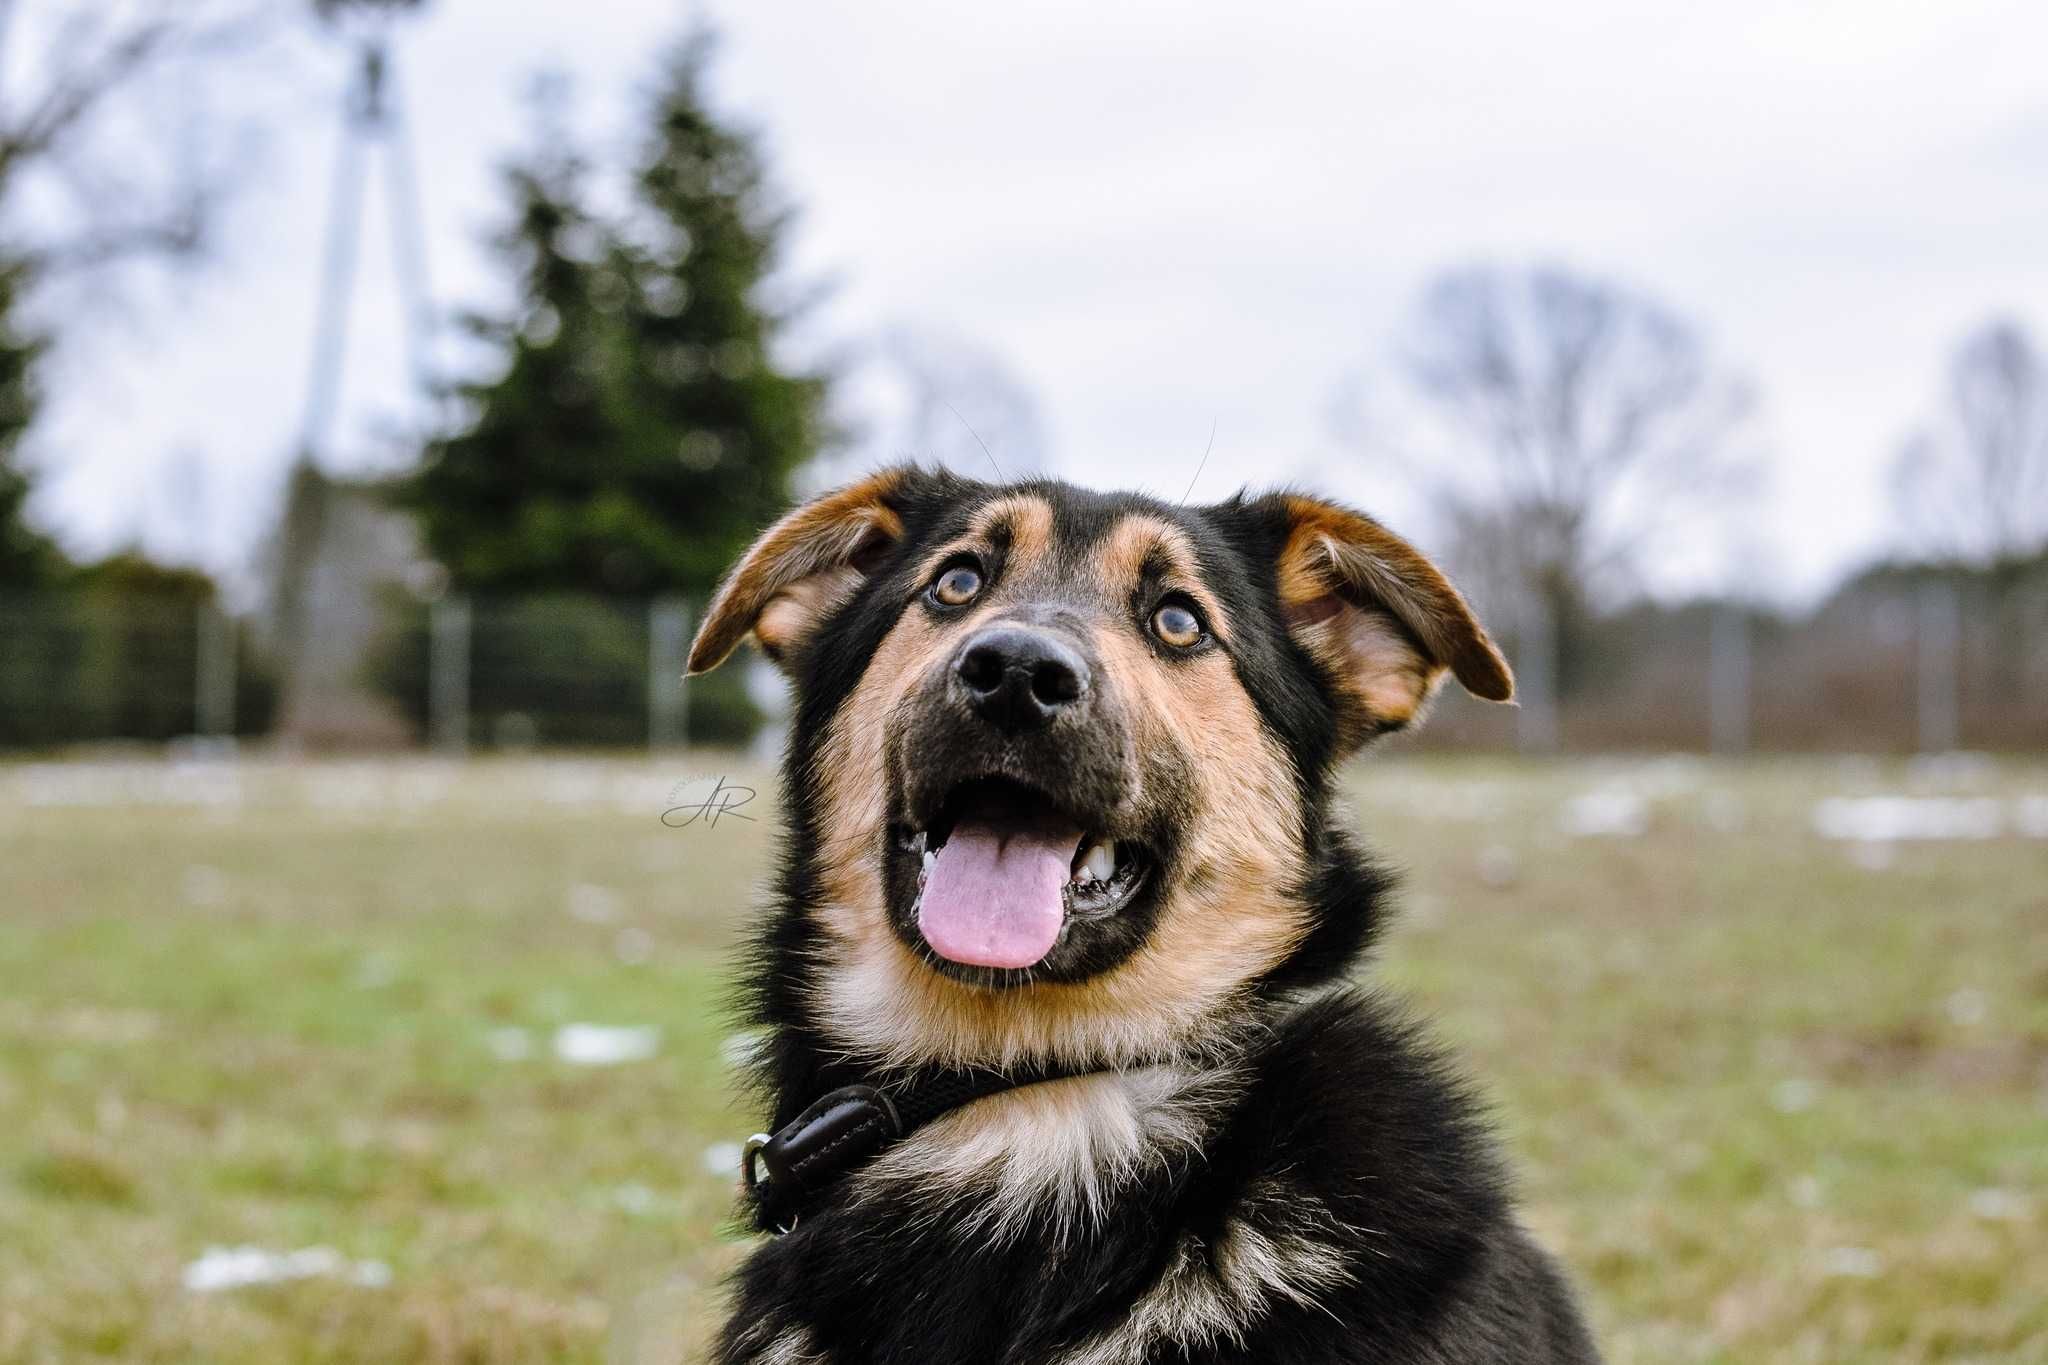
xmin=690 ymin=469 xmax=1511 ymax=1069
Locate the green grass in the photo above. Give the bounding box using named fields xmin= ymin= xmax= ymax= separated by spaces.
xmin=2 ymin=753 xmax=2044 ymax=1363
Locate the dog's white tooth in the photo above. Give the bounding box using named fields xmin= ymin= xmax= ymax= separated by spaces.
xmin=913 ymin=830 xmax=928 ymax=853
xmin=1082 ymin=840 xmax=1116 ymax=883
xmin=922 ymin=849 xmax=936 ymax=875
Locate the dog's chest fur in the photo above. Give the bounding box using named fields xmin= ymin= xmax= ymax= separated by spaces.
xmin=718 ymin=991 xmax=1598 ymax=1365
xmin=853 ymin=1063 xmax=1229 ymax=1247
xmin=727 ymin=1039 xmax=1329 ymax=1364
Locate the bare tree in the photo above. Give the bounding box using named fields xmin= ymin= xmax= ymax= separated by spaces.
xmin=0 ymin=2 xmax=270 ymax=585
xmin=0 ymin=1 xmax=266 ymax=285
xmin=1891 ymin=319 xmax=2048 ymax=565
xmin=1388 ymin=263 xmax=1756 ymax=689
xmin=1891 ymin=319 xmax=2048 ymax=697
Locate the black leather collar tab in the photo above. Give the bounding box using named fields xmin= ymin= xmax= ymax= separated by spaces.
xmin=741 ymin=1066 xmax=1083 ymax=1234
xmin=744 ymin=1085 xmax=900 ymax=1233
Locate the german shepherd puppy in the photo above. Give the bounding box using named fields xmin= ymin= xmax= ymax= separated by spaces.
xmin=687 ymin=468 xmax=1600 ymax=1364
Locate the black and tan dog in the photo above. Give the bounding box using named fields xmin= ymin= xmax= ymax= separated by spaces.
xmin=686 ymin=468 xmax=1600 ymax=1364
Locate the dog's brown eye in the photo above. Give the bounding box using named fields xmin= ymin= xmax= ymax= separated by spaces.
xmin=930 ymin=564 xmax=983 ymax=607
xmin=1151 ymin=600 xmax=1204 ymax=649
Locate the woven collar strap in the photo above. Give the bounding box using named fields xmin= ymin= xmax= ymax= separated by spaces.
xmin=741 ymin=1065 xmax=1089 ymax=1234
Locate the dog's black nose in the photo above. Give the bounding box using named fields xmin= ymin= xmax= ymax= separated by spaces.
xmin=954 ymin=626 xmax=1089 ymax=733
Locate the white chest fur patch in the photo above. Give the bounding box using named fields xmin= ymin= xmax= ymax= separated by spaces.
xmin=855 ymin=1064 xmax=1232 ymax=1246
xmin=735 ymin=1323 xmax=825 ymax=1365
xmin=1056 ymin=1179 xmax=1359 ymax=1365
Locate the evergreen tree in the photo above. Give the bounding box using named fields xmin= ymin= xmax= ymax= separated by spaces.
xmin=621 ymin=30 xmax=828 ymax=591
xmin=397 ymin=101 xmax=637 ymax=589
xmin=0 ymin=261 xmax=61 ymax=587
xmin=400 ymin=37 xmax=829 ymax=598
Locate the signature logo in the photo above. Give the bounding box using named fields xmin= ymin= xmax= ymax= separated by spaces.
xmin=662 ymin=775 xmax=759 ymax=828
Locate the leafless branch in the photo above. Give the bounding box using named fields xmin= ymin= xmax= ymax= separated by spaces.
xmin=1388 ymin=263 xmax=1757 ymax=610
xmin=0 ymin=0 xmax=270 ymax=282
xmin=1892 ymin=318 xmax=2048 ymax=564
xmin=0 ymin=16 xmax=175 ymax=188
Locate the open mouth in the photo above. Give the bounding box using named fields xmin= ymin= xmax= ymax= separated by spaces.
xmin=890 ymin=776 xmax=1153 ymax=971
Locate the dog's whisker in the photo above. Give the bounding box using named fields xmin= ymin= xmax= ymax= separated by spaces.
xmin=1179 ymin=417 xmax=1218 ymax=505
xmin=943 ymin=400 xmax=1005 ymax=485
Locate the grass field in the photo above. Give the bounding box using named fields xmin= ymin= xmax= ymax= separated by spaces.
xmin=3 ymin=752 xmax=2045 ymax=1363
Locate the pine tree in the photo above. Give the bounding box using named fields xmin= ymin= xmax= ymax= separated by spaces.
xmin=0 ymin=260 xmax=61 ymax=587
xmin=620 ymin=30 xmax=828 ymax=591
xmin=397 ymin=101 xmax=642 ymax=590
xmin=389 ymin=47 xmax=829 ymax=742
xmin=400 ymin=37 xmax=829 ymax=598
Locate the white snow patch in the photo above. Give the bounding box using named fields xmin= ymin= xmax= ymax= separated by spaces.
xmin=183 ymin=1245 xmax=390 ymax=1293
xmin=1812 ymin=796 xmax=2003 ymax=842
xmin=554 ymin=1023 xmax=660 ymax=1066
xmin=1560 ymin=788 xmax=1650 ymax=838
xmin=14 ymin=761 xmax=244 ymax=809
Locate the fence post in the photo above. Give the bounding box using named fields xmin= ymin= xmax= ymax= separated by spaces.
xmin=2033 ymin=581 xmax=2048 ymax=746
xmin=1916 ymin=579 xmax=1960 ymax=753
xmin=430 ymin=595 xmax=471 ymax=756
xmin=1515 ymin=590 xmax=1559 ymax=754
xmin=1710 ymin=602 xmax=1750 ymax=755
xmin=648 ymin=596 xmax=689 ymax=750
xmin=196 ymin=601 xmax=237 ymax=739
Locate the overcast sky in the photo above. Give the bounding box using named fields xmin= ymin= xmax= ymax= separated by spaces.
xmin=28 ymin=0 xmax=2048 ymax=603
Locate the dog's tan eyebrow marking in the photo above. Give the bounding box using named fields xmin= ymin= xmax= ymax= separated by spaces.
xmin=1095 ymin=515 xmax=1230 ymax=642
xmin=909 ymin=494 xmax=1055 ymax=587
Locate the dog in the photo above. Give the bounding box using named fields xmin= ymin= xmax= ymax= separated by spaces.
xmin=685 ymin=468 xmax=1601 ymax=1364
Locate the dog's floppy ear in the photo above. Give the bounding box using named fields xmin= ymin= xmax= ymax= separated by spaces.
xmin=687 ymin=468 xmax=917 ymax=675
xmin=1266 ymin=493 xmax=1513 ymax=743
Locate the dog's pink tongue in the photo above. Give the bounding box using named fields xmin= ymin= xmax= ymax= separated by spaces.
xmin=918 ymin=812 xmax=1082 ymax=969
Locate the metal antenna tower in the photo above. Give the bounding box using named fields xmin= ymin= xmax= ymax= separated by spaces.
xmin=298 ymin=0 xmax=438 ymax=463
xmin=272 ymin=0 xmax=435 ymax=739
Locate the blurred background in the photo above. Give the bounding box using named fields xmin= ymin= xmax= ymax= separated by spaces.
xmin=1 ymin=2 xmax=2043 ymax=1362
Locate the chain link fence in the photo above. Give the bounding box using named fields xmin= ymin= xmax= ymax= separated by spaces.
xmin=2 ymin=578 xmax=2043 ymax=754
xmin=0 ymin=595 xmax=275 ymax=747
xmin=1420 ymin=575 xmax=2048 ymax=754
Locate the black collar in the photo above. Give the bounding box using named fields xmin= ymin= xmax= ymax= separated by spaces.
xmin=741 ymin=1063 xmax=1094 ymax=1234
